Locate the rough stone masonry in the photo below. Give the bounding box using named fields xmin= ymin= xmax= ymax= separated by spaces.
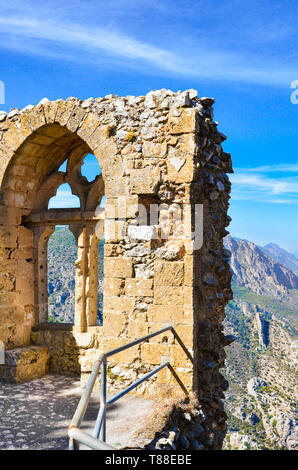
xmin=0 ymin=89 xmax=233 ymax=449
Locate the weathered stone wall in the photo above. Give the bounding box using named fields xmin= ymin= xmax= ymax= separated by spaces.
xmin=0 ymin=89 xmax=233 ymax=449
xmin=0 ymin=345 xmax=49 ymax=383
xmin=31 ymin=325 xmax=80 ymax=375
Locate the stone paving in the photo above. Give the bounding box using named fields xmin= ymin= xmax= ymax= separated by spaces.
xmin=0 ymin=375 xmax=155 ymax=450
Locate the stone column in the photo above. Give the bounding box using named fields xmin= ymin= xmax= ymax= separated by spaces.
xmin=86 ymin=230 xmax=100 ymax=327
xmin=33 ymin=225 xmax=55 ymax=324
xmin=70 ymin=225 xmax=88 ymax=332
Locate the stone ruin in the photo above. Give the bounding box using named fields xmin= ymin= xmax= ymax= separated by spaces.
xmin=0 ymin=89 xmax=233 ymax=449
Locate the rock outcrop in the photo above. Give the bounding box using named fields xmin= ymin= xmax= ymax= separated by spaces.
xmin=224 ymin=235 xmax=298 ymax=296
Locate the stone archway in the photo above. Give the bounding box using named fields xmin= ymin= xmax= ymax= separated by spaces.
xmin=0 ymin=90 xmax=233 ymax=449
xmin=0 ymin=120 xmax=107 ymax=345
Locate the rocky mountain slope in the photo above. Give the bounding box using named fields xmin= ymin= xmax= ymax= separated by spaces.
xmin=224 ymin=235 xmax=298 ymax=297
xmin=223 ymin=284 xmax=297 ymax=450
xmin=260 ymin=243 xmax=298 ymax=276
xmin=223 ymin=236 xmax=298 ymax=450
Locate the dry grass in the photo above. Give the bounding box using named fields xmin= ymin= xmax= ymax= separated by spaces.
xmin=132 ymin=394 xmax=199 ymax=444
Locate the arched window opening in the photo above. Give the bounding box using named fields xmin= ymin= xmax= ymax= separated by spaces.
xmin=48 ymin=183 xmax=80 ymax=209
xmin=48 ymin=226 xmax=77 ymax=324
xmin=58 ymin=160 xmax=67 ymax=172
xmin=81 ymin=154 xmax=101 ymax=182
xmin=100 ymin=195 xmax=106 ymax=208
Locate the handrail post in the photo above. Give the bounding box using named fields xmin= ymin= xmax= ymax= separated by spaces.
xmin=69 ymin=437 xmax=79 ymax=450
xmin=68 ymin=326 xmax=194 ymax=450
xmin=99 ymin=356 xmax=107 ymax=442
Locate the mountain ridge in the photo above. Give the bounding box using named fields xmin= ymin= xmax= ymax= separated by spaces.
xmin=224 ymin=235 xmax=298 ymax=297
xmin=260 ymin=242 xmax=298 ymax=276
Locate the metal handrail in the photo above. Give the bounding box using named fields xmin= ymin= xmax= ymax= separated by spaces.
xmin=68 ymin=325 xmax=193 ymax=450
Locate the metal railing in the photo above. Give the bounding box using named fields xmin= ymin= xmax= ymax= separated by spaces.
xmin=68 ymin=325 xmax=193 ymax=450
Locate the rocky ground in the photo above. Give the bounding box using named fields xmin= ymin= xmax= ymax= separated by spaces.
xmin=0 ymin=375 xmax=156 ymax=450
xmin=140 ymin=401 xmax=211 ymax=450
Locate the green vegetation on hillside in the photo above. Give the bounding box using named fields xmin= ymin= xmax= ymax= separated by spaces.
xmin=231 ymin=283 xmax=298 ymax=333
xmin=224 ymin=282 xmax=297 ymax=450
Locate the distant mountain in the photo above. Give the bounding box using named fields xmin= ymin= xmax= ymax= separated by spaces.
xmin=224 ymin=235 xmax=298 ymax=297
xmin=260 ymin=243 xmax=298 ymax=276
xmin=223 ymin=237 xmax=298 ymax=450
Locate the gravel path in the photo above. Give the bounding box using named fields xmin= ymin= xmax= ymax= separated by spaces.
xmin=0 ymin=375 xmax=155 ymax=450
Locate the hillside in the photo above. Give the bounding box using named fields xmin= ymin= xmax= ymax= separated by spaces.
xmin=223 ymin=236 xmax=298 ymax=450
xmin=223 ymin=283 xmax=298 ymax=450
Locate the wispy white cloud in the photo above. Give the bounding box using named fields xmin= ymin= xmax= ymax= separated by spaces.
xmin=231 ymin=173 xmax=298 ymax=194
xmin=267 ymin=199 xmax=298 ymax=204
xmin=0 ymin=17 xmax=175 ymax=66
xmin=0 ymin=2 xmax=297 ymax=86
xmin=234 ymin=163 xmax=298 ymax=173
xmin=230 ymin=167 xmax=298 ymax=204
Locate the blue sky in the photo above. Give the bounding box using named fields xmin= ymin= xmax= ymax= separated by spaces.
xmin=48 ymin=155 xmax=102 ymax=208
xmin=0 ymin=0 xmax=297 ymax=255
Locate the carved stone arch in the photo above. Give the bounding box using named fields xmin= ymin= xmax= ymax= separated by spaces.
xmin=33 ymin=172 xmax=66 ymax=212
xmin=0 ymin=100 xmax=121 ymax=347
xmin=1 ymin=100 xmax=122 ymax=187
xmin=65 ymin=149 xmax=104 ymax=211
